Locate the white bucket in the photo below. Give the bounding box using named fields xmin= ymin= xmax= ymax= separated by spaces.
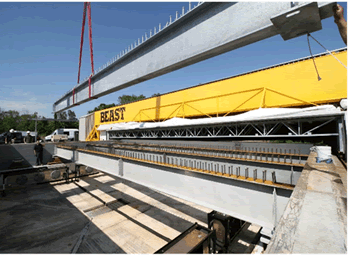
xmin=316 ymin=146 xmax=332 ymax=161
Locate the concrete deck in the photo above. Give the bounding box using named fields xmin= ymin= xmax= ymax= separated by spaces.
xmin=266 ymin=152 xmax=347 ymax=253
xmin=0 ymin=171 xmax=214 ymax=253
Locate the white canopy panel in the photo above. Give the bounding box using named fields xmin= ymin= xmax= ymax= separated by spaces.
xmin=97 ymin=105 xmax=345 ymax=132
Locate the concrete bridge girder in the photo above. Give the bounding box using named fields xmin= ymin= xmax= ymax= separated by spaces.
xmin=53 ymin=2 xmax=335 ymax=113
xmin=55 ymin=146 xmax=293 ymax=233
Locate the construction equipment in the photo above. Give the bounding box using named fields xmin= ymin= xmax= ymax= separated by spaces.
xmin=155 ymin=223 xmax=216 ymax=254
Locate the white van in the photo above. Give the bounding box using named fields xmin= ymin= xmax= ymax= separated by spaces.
xmin=45 ymin=128 xmax=78 ymax=141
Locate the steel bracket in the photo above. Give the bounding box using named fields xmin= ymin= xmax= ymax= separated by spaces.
xmin=271 ymin=2 xmax=322 ymax=40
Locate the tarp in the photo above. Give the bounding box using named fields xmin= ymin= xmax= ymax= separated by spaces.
xmin=97 ymin=105 xmax=344 ymax=131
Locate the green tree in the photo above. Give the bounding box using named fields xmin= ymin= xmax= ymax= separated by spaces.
xmin=52 ymin=113 xmax=59 ymax=131
xmin=0 ymin=108 xmax=78 ymax=136
xmin=2 ymin=115 xmax=17 ymax=132
xmin=68 ymin=110 xmax=77 ymax=120
xmin=58 ymin=111 xmax=67 ymax=120
xmin=69 ymin=120 xmax=79 ymax=129
xmin=26 ymin=112 xmax=38 ymax=132
xmin=0 ymin=108 xmax=5 ymax=132
xmin=1 ymin=110 xmax=19 ymax=131
xmin=17 ymin=114 xmax=31 ymax=131
xmin=46 ymin=121 xmax=56 ymax=135
xmin=7 ymin=110 xmax=20 ymax=119
xmin=118 ymin=94 xmax=146 ymax=105
xmin=87 ymin=103 xmax=116 ymax=114
xmin=37 ymin=117 xmax=49 ymax=135
xmin=152 ymin=93 xmax=161 ymax=97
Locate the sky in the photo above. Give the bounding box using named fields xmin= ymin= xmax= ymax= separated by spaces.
xmin=0 ymin=1 xmax=347 ymax=119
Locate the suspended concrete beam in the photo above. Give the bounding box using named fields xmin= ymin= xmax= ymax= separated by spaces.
xmin=53 ymin=2 xmax=335 ymax=113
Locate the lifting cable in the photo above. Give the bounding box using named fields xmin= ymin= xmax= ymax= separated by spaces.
xmin=307 ymin=33 xmax=321 ymax=81
xmin=307 ymin=33 xmax=347 ymax=82
xmin=76 ymin=2 xmax=95 ymax=104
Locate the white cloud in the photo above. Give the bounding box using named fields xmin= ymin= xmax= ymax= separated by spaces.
xmin=0 ymin=100 xmax=52 ymax=117
xmin=10 ymin=89 xmax=31 ymax=98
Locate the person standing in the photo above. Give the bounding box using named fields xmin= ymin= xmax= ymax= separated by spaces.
xmin=24 ymin=131 xmax=32 ymax=144
xmin=34 ymin=138 xmax=44 ymax=165
xmin=4 ymin=132 xmax=10 ymax=144
xmin=5 ymin=129 xmax=13 ymax=144
xmin=333 ymin=4 xmax=347 ymax=45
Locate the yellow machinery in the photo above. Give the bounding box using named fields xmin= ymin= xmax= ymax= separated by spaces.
xmin=86 ymin=49 xmax=347 ymax=141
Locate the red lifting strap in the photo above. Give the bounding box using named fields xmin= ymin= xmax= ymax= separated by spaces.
xmin=87 ymin=3 xmax=94 ymax=75
xmin=77 ymin=2 xmax=87 ymax=85
xmin=77 ymin=2 xmax=95 ymax=100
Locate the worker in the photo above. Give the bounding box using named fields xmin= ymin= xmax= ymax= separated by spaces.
xmin=33 ymin=138 xmax=44 ymax=166
xmin=11 ymin=135 xmax=17 ymax=144
xmin=4 ymin=132 xmax=10 ymax=144
xmin=5 ymin=129 xmax=14 ymax=144
xmin=333 ymin=4 xmax=347 ymax=45
xmin=24 ymin=131 xmax=32 ymax=144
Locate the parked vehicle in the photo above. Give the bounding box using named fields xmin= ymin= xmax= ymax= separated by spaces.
xmin=11 ymin=132 xmax=24 ymax=143
xmin=17 ymin=131 xmax=37 ymax=138
xmin=51 ymin=134 xmax=69 ymax=142
xmin=0 ymin=131 xmax=23 ymax=144
xmin=0 ymin=132 xmax=6 ymax=144
xmin=45 ymin=128 xmax=78 ymax=141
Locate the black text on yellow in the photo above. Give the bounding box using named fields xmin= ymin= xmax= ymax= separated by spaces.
xmin=100 ymin=107 xmax=126 ymax=123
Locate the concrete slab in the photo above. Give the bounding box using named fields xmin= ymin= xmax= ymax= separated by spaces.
xmin=75 ymin=223 xmax=126 ymax=253
xmin=292 ymin=191 xmax=346 ymax=254
xmin=307 ymin=170 xmax=334 ymax=194
xmin=109 ymin=217 xmax=167 ymax=253
xmin=119 ymin=205 xmax=182 ymax=239
xmin=0 ymin=184 xmax=94 ymax=253
xmin=266 ymin=152 xmax=347 ymax=253
xmin=89 ymin=188 xmax=118 ymax=203
xmin=92 ymin=210 xmax=128 ymax=230
xmin=93 ymin=174 xmax=118 ymax=184
xmin=0 ymin=171 xmax=216 ymax=253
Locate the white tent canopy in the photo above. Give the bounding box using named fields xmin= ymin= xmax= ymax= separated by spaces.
xmin=97 ymin=105 xmax=344 ymax=132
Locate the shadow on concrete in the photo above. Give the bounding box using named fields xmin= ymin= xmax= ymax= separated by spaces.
xmin=0 ymin=167 xmax=214 ymax=253
xmin=75 ymin=172 xmax=209 ymax=234
xmin=0 ymin=145 xmax=32 ymax=170
xmin=0 ymin=144 xmax=58 ymax=170
xmin=0 ymin=182 xmax=126 ymax=253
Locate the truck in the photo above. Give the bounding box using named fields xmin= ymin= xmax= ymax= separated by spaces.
xmin=0 ymin=131 xmax=24 ymax=144
xmin=45 ymin=128 xmax=78 ymax=142
xmin=17 ymin=131 xmax=38 ymax=138
xmin=51 ymin=134 xmax=68 ymax=142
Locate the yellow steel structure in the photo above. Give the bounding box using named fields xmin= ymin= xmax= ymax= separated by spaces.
xmin=87 ymin=49 xmax=347 ymax=141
